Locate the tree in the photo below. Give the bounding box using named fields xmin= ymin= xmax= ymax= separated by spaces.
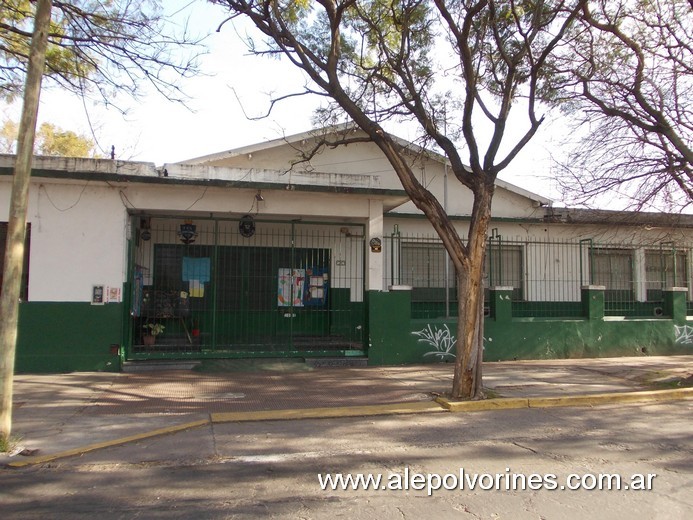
xmin=0 ymin=0 xmax=203 ymax=446
xmin=0 ymin=0 xmax=52 ymax=450
xmin=216 ymin=0 xmax=585 ymax=399
xmin=0 ymin=0 xmax=201 ymax=106
xmin=556 ymin=0 xmax=692 ymax=211
xmin=1 ymin=120 xmax=99 ymax=157
xmin=35 ymin=122 xmax=97 ymax=156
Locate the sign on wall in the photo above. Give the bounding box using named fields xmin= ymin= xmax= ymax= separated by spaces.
xmin=277 ymin=268 xmax=305 ymax=307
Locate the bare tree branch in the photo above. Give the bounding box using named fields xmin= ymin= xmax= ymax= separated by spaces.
xmin=1 ymin=0 xmax=205 ymax=108
xmin=557 ymin=0 xmax=692 ymax=210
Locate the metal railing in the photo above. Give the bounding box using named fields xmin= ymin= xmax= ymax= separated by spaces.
xmin=384 ymin=232 xmax=692 ymax=319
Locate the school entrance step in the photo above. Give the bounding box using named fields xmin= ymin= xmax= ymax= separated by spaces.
xmin=122 ymin=360 xmax=202 ymax=372
xmin=304 ymin=357 xmax=369 ymax=368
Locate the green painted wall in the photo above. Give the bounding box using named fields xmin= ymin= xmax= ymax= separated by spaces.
xmin=16 ymin=302 xmax=123 ymax=373
xmin=367 ymin=288 xmax=693 ymax=365
xmin=14 ymin=289 xmax=692 ymax=372
xmin=368 ymin=289 xmax=421 ymax=365
xmin=329 ymin=288 xmax=365 ymax=341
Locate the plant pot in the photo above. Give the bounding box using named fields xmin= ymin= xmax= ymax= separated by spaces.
xmin=143 ymin=334 xmax=156 ymax=346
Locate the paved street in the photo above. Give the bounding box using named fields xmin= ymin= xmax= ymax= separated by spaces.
xmin=2 ymin=399 xmax=691 ymax=519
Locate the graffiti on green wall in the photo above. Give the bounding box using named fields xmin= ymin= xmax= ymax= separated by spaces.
xmin=412 ymin=324 xmax=456 ymax=360
xmin=674 ymin=325 xmax=693 ymax=345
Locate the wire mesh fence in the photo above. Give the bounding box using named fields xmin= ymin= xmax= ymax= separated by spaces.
xmin=384 ymin=232 xmax=692 ymax=319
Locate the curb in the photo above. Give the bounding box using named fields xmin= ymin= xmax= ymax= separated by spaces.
xmin=6 ymin=388 xmax=692 ymax=468
xmin=211 ymin=401 xmax=445 ymax=423
xmin=5 ymin=402 xmax=444 ymax=468
xmin=435 ymin=387 xmax=693 ymax=412
xmin=5 ymin=419 xmax=210 ymax=469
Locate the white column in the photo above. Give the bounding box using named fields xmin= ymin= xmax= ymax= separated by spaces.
xmin=634 ymin=248 xmax=646 ymax=302
xmin=367 ymin=199 xmax=384 ymax=291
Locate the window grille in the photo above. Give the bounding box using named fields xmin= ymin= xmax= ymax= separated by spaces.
xmin=645 ymin=250 xmax=687 ymax=301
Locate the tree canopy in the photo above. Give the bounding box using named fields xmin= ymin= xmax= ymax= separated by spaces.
xmin=1 ymin=119 xmax=99 ymax=157
xmin=0 ymin=0 xmax=202 ymax=107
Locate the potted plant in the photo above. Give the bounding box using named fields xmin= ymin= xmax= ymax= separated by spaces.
xmin=142 ymin=322 xmax=165 ymax=346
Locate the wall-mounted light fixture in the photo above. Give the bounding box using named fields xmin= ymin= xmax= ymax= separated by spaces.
xmin=255 ymin=190 xmax=264 ymax=202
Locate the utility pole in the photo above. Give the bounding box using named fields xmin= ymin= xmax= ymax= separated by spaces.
xmin=0 ymin=0 xmax=53 ymax=445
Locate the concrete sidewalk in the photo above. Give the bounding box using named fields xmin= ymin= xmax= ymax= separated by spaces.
xmin=2 ymin=355 xmax=692 ymax=467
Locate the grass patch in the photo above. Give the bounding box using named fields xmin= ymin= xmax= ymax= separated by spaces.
xmin=483 ymin=388 xmax=503 ymax=399
xmin=0 ymin=434 xmax=23 ymax=454
xmin=433 ymin=387 xmax=501 ymax=401
xmin=648 ymin=375 xmax=693 ymax=390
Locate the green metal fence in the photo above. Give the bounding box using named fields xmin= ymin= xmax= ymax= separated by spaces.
xmin=128 ymin=215 xmax=366 ymax=359
xmin=384 ymin=231 xmax=692 ymax=319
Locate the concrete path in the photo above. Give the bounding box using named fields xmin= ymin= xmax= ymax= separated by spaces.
xmin=2 ymin=355 xmax=692 ymax=467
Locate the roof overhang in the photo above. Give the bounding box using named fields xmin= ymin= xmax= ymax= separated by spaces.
xmin=0 ymin=154 xmax=410 ymax=212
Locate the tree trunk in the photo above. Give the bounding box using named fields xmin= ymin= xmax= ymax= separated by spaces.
xmin=451 ymin=185 xmax=493 ymax=399
xmin=0 ymin=0 xmax=52 ymax=444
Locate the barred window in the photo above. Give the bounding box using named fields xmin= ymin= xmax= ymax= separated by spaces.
xmin=485 ymin=244 xmax=524 ymax=300
xmin=591 ymin=248 xmax=633 ymax=302
xmin=645 ymin=250 xmax=687 ymax=301
xmin=400 ymin=241 xmax=524 ymax=301
xmin=400 ymin=242 xmax=448 ymax=288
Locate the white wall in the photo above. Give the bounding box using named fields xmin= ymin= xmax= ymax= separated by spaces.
xmin=0 ymin=177 xmax=129 ymax=302
xmin=197 ymin=138 xmax=548 ymax=220
xmin=2 ymin=172 xmax=380 ymax=304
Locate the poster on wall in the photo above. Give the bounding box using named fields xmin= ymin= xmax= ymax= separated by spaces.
xmin=91 ymin=285 xmax=104 ymax=305
xmin=304 ymin=268 xmax=328 ymax=306
xmin=277 ymin=268 xmax=305 ymax=307
xmin=107 ymin=286 xmax=122 ymax=303
xmin=182 ymin=256 xmax=211 ymax=298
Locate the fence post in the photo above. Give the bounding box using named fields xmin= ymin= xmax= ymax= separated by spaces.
xmin=582 ymin=285 xmax=605 ymax=320
xmin=663 ymin=287 xmax=687 ymax=326
xmin=490 ymin=286 xmax=513 ymax=322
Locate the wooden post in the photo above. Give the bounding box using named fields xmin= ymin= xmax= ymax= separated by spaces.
xmin=0 ymin=0 xmax=53 ymax=444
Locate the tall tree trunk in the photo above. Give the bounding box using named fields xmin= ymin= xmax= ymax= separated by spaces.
xmin=0 ymin=0 xmax=52 ymax=444
xmin=451 ymin=185 xmax=493 ymax=399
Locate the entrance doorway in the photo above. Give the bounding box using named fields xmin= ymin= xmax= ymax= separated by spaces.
xmin=127 ymin=216 xmax=366 ymax=359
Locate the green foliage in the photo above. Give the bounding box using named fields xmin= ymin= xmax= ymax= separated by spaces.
xmin=0 ymin=119 xmax=98 ymax=157
xmin=0 ymin=432 xmax=22 ymax=454
xmin=0 ymin=120 xmax=19 ymax=153
xmin=35 ymin=123 xmax=98 ymax=158
xmin=143 ymin=323 xmax=165 ymax=336
xmin=346 ymin=1 xmax=434 ymax=83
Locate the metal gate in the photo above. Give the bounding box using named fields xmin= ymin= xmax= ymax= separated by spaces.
xmin=126 ymin=215 xmax=366 ymax=360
